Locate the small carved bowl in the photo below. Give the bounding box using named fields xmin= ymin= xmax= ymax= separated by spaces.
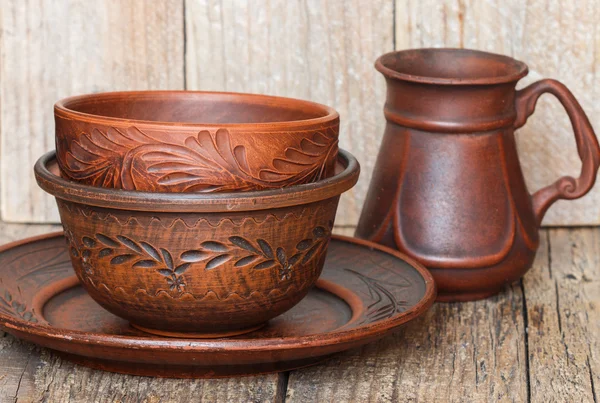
xmin=54 ymin=91 xmax=339 ymax=192
xmin=35 ymin=150 xmax=359 ymax=338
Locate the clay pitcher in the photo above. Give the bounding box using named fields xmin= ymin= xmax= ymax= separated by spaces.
xmin=355 ymin=48 xmax=600 ymax=301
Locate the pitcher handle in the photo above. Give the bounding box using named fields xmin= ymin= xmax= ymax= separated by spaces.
xmin=514 ymin=79 xmax=600 ymax=225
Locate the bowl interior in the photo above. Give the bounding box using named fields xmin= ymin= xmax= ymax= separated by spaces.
xmin=58 ymin=92 xmax=335 ymax=125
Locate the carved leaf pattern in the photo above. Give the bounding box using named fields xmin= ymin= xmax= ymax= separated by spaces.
xmin=225 ymin=224 xmax=332 ymax=280
xmin=59 ymin=126 xmax=338 ymax=192
xmin=0 ymin=289 xmax=38 ymax=323
xmin=344 ymin=268 xmax=413 ymax=325
xmin=73 ymin=223 xmax=332 ymax=293
xmin=94 ymin=235 xmax=194 ymax=293
xmin=62 ymin=127 xmax=158 ymax=189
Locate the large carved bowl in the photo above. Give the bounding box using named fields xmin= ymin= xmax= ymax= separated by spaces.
xmin=54 ymin=91 xmax=339 ymax=192
xmin=35 ymin=150 xmax=359 ymax=338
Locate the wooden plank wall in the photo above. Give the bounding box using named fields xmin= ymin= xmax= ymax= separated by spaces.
xmin=1 ymin=0 xmax=599 ymax=226
xmin=0 ymin=0 xmax=185 ymax=222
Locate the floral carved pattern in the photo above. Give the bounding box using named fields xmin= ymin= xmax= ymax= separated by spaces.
xmin=226 ymin=225 xmax=332 ymax=281
xmin=60 ymin=126 xmax=338 ymax=192
xmin=345 ymin=269 xmax=412 ymax=325
xmin=68 ymin=223 xmax=332 ymax=293
xmin=0 ymin=289 xmax=38 ymax=323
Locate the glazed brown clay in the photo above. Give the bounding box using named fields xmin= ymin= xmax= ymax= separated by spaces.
xmin=0 ymin=233 xmax=435 ymax=378
xmin=55 ymin=91 xmax=339 ymax=192
xmin=356 ymin=48 xmax=600 ymax=301
xmin=35 ymin=150 xmax=359 ymax=337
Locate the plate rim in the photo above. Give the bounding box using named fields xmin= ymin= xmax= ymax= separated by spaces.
xmin=0 ymin=232 xmax=436 ymax=355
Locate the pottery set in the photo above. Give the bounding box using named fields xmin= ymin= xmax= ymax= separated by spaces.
xmin=0 ymin=48 xmax=598 ymax=378
xmin=39 ymin=91 xmax=360 ymax=338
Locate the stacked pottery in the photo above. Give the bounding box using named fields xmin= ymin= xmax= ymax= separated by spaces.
xmin=35 ymin=91 xmax=360 ymax=338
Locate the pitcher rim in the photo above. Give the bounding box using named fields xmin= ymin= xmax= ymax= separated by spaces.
xmin=375 ymin=48 xmax=529 ymax=86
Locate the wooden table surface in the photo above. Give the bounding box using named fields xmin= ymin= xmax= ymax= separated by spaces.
xmin=0 ymin=223 xmax=597 ymax=403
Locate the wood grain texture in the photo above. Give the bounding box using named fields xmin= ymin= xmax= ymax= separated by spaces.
xmin=395 ymin=0 xmax=600 ymax=226
xmin=22 ymin=352 xmax=285 ymax=403
xmin=0 ymin=223 xmax=284 ymax=403
xmin=0 ymin=0 xmax=185 ymax=223
xmin=3 ymin=0 xmax=599 ymax=226
xmin=286 ymin=284 xmax=528 ymax=402
xmin=185 ymin=0 xmax=394 ymax=226
xmin=332 ymin=226 xmax=356 ymax=237
xmin=524 ymin=228 xmax=599 ymax=402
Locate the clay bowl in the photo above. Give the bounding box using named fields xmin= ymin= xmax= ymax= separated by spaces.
xmin=35 ymin=150 xmax=359 ymax=338
xmin=54 ymin=91 xmax=339 ymax=192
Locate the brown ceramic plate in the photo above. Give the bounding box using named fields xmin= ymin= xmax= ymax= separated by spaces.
xmin=0 ymin=233 xmax=435 ymax=378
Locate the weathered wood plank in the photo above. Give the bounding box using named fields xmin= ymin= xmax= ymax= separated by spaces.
xmin=395 ymin=0 xmax=600 ymax=226
xmin=4 ymin=0 xmax=598 ymax=227
xmin=26 ymin=351 xmax=285 ymax=402
xmin=332 ymin=226 xmax=356 ymax=237
xmin=0 ymin=224 xmax=283 ymax=402
xmin=286 ymin=284 xmax=528 ymax=402
xmin=0 ymin=0 xmax=185 ymax=223
xmin=185 ymin=0 xmax=394 ymax=226
xmin=524 ymin=228 xmax=599 ymax=402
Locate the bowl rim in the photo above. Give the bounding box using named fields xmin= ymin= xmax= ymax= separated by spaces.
xmin=35 ymin=149 xmax=360 ymax=212
xmin=54 ymin=90 xmax=339 ymax=130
